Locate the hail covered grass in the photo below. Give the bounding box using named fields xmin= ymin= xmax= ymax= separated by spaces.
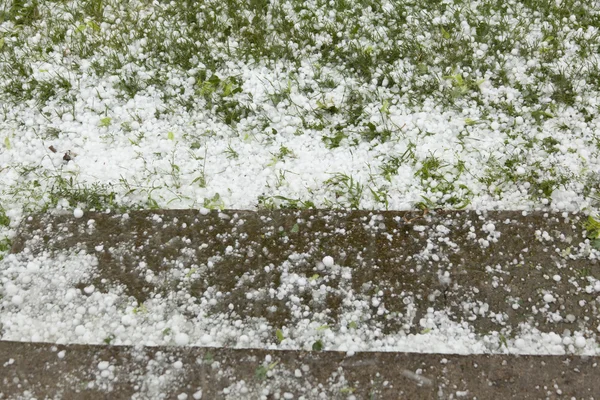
xmin=0 ymin=0 xmax=600 ymax=232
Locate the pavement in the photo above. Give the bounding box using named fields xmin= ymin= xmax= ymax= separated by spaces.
xmin=2 ymin=209 xmax=599 ymax=399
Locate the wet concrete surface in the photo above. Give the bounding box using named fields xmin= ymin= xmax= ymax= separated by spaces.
xmin=9 ymin=209 xmax=600 ymax=335
xmin=1 ymin=340 xmax=598 ymax=399
xmin=4 ymin=209 xmax=600 ymax=398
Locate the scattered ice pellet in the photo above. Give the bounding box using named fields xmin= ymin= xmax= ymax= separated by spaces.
xmin=200 ymin=334 xmax=212 ymax=345
xmin=98 ymin=361 xmax=109 ymax=370
xmin=175 ymin=333 xmax=190 ymax=346
xmin=193 ymin=390 xmax=203 ymax=400
xmin=73 ymin=208 xmax=84 ymax=218
xmin=199 ymin=208 xmax=210 ymax=215
xmin=543 ymin=293 xmax=555 ymax=303
xmin=84 ymin=285 xmax=95 ymax=294
xmin=11 ymin=295 xmax=23 ymax=306
xmin=322 ymin=256 xmax=334 ymax=267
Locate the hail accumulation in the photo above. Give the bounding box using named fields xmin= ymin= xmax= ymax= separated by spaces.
xmin=2 ymin=209 xmax=600 ymax=361
xmin=2 ymin=0 xmax=600 ymax=396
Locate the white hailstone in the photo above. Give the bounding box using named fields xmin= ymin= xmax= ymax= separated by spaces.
xmin=75 ymin=325 xmax=86 ymax=336
xmin=553 ymin=275 xmax=561 ymax=282
xmin=200 ymin=334 xmax=212 ymax=345
xmin=199 ymin=207 xmax=210 ymax=215
xmin=575 ymin=336 xmax=586 ymax=349
xmin=73 ymin=208 xmax=84 ymax=218
xmin=516 ymin=166 xmax=526 ymax=175
xmin=11 ymin=295 xmax=23 ymax=306
xmin=543 ymin=293 xmax=555 ymax=303
xmin=173 ymin=360 xmax=183 ymax=369
xmin=490 ymin=121 xmax=500 ymax=130
xmin=4 ymin=283 xmax=18 ymax=295
xmin=121 ymin=315 xmax=136 ymax=326
xmin=514 ymin=338 xmax=526 ymax=349
xmin=174 ymin=332 xmax=190 ymax=346
xmin=322 ymin=256 xmax=334 ymax=267
xmin=98 ymin=361 xmax=110 ymax=370
xmin=26 ymin=261 xmax=40 ymax=272
xmin=177 ymin=393 xmax=188 ymax=400
xmin=193 ymin=390 xmax=203 ymax=399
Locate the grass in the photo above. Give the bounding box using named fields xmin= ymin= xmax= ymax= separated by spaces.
xmin=0 ymin=0 xmax=599 ymax=228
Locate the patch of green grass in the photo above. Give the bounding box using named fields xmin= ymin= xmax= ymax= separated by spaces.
xmin=255 ymin=361 xmax=279 ymax=380
xmin=47 ymin=177 xmax=121 ymax=212
xmin=257 ymin=195 xmax=315 ymax=210
xmin=0 ymin=205 xmax=9 ymax=227
xmin=324 ymin=173 xmax=364 ymax=209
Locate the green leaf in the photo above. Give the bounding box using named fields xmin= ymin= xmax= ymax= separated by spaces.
xmin=0 ymin=38 xmax=4 ymax=50
xmin=255 ymin=365 xmax=268 ymax=379
xmin=380 ymin=99 xmax=390 ymax=115
xmin=348 ymin=321 xmax=357 ymax=329
xmin=99 ymin=117 xmax=112 ymax=127
xmin=87 ymin=21 xmax=100 ymax=31
xmin=291 ymin=223 xmax=299 ymax=233
xmin=223 ymin=82 xmax=233 ymax=97
xmin=312 ymin=340 xmax=324 ymax=351
xmin=276 ymin=329 xmax=284 ymax=343
xmin=441 ymin=27 xmax=451 ymax=39
xmin=167 ymin=131 xmax=174 ymax=140
xmin=584 ymin=216 xmax=600 ymax=239
xmin=3 ymin=136 xmax=10 ymax=149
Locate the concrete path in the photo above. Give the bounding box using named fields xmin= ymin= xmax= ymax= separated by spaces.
xmin=1 ymin=340 xmax=597 ymax=399
xmin=3 ymin=209 xmax=600 ymax=399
